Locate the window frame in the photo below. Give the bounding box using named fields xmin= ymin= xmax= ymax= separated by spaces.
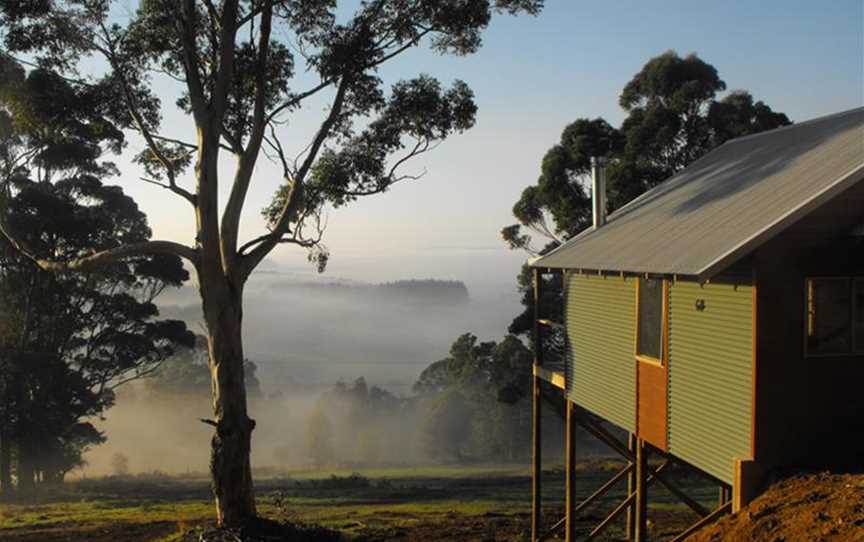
xmin=635 ymin=277 xmax=668 ymax=366
xmin=803 ymin=276 xmax=864 ymax=358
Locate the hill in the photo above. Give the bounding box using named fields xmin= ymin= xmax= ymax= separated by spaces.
xmin=688 ymin=472 xmax=864 ymax=542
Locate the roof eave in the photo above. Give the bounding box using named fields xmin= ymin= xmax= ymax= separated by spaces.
xmin=696 ymin=162 xmax=864 ymax=282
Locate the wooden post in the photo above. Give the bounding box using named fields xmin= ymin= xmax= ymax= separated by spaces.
xmin=531 ymin=268 xmax=544 ymax=542
xmin=634 ymin=439 xmax=648 ymax=542
xmin=565 ymin=401 xmax=577 ymax=542
xmin=626 ymin=433 xmax=637 ymax=541
xmin=733 ymin=458 xmax=763 ymax=513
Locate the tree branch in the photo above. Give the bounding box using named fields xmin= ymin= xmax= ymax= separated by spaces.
xmin=266 ymin=28 xmax=434 ymax=123
xmin=210 ymin=0 xmax=240 ymax=120
xmin=237 ymin=1 xmax=267 ymax=29
xmin=96 ymin=23 xmax=197 ymax=207
xmin=241 ymin=77 xmax=351 ymax=278
xmin=338 ymin=139 xmax=433 ymax=198
xmin=179 ymin=0 xmax=208 ymax=126
xmin=0 ymin=217 xmax=198 ymax=271
xmin=145 ymin=133 xmax=234 ymax=154
xmin=221 ymin=0 xmax=273 ymax=272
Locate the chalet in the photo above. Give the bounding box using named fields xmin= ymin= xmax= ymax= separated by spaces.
xmin=528 ymin=107 xmax=864 ymax=542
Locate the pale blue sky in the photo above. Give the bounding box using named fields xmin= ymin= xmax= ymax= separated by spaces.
xmin=109 ymin=0 xmax=864 ymax=291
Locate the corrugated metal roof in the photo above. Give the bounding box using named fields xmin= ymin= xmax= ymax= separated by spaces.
xmin=533 ymin=107 xmax=864 ymax=279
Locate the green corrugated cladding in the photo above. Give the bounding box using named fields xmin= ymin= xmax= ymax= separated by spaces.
xmin=668 ymin=280 xmax=753 ymax=484
xmin=566 ymin=273 xmax=636 ymax=433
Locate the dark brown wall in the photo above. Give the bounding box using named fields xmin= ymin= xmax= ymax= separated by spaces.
xmin=754 ymin=180 xmax=864 ymax=470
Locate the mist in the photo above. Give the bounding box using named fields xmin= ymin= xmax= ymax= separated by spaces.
xmin=80 ymin=252 xmax=546 ymax=477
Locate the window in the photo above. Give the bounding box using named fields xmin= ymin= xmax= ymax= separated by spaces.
xmin=637 ymin=278 xmax=664 ymax=361
xmin=805 ymin=277 xmax=864 ymax=356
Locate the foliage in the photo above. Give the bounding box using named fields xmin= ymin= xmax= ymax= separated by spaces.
xmin=415 ymin=333 xmax=533 ymax=462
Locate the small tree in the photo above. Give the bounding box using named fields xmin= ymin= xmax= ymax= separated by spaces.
xmin=305 ymin=406 xmax=334 ymax=469
xmin=0 ymin=1 xmax=543 ymax=526
xmin=111 ymin=452 xmax=130 ymax=477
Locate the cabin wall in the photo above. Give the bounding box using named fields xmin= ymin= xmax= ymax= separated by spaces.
xmin=667 ymin=279 xmax=754 ymax=484
xmin=754 ymin=181 xmax=864 ymax=469
xmin=566 ymin=273 xmax=636 ymax=432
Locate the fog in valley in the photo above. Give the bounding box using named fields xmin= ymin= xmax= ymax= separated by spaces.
xmin=81 ymin=251 xmax=556 ymax=477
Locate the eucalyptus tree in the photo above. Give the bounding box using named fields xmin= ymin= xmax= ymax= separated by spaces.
xmin=503 ymin=51 xmax=790 ymax=258
xmin=0 ymin=0 xmax=544 ymax=526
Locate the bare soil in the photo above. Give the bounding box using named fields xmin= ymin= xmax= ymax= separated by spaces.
xmin=688 ymin=472 xmax=864 ymax=542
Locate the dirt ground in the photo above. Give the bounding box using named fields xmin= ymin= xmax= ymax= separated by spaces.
xmin=689 ymin=472 xmax=864 ymax=542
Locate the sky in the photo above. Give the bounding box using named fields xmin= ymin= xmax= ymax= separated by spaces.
xmin=107 ymin=0 xmax=864 ymax=293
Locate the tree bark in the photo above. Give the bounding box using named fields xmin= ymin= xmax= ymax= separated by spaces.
xmin=0 ymin=431 xmax=11 ymax=494
xmin=200 ymin=272 xmax=256 ymax=528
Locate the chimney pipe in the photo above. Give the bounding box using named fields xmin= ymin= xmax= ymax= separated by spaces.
xmin=591 ymin=156 xmax=607 ymax=229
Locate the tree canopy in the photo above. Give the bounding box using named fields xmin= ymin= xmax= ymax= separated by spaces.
xmin=503 ymin=51 xmax=791 ymax=257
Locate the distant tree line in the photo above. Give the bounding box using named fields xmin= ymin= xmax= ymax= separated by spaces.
xmin=375 ymin=280 xmax=470 ymax=305
xmin=0 ymin=61 xmax=192 ymax=494
xmin=276 ymin=278 xmax=471 ymax=305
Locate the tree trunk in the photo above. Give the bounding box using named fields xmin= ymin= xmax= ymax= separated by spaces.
xmin=0 ymin=431 xmax=11 ymax=495
xmin=17 ymin=439 xmax=35 ymax=493
xmin=200 ymin=274 xmax=256 ymax=528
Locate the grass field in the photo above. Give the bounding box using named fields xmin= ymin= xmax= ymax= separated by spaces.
xmin=0 ymin=461 xmax=720 ymax=541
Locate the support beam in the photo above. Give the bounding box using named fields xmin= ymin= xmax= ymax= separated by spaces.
xmin=565 ymin=401 xmax=577 ymax=542
xmin=634 ymin=439 xmax=648 ymax=542
xmin=588 ymin=493 xmax=636 ymax=540
xmin=669 ymin=502 xmax=732 ymax=542
xmin=573 ymin=408 xmax=633 ymax=460
xmin=650 ymin=464 xmax=711 ymax=518
xmin=537 ymin=517 xmax=566 ymax=542
xmin=626 ymin=433 xmax=637 ymax=541
xmin=531 ymin=371 xmax=542 ymax=541
xmin=531 ymin=267 xmax=543 ymax=542
xmin=574 ymin=463 xmax=633 ymax=517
